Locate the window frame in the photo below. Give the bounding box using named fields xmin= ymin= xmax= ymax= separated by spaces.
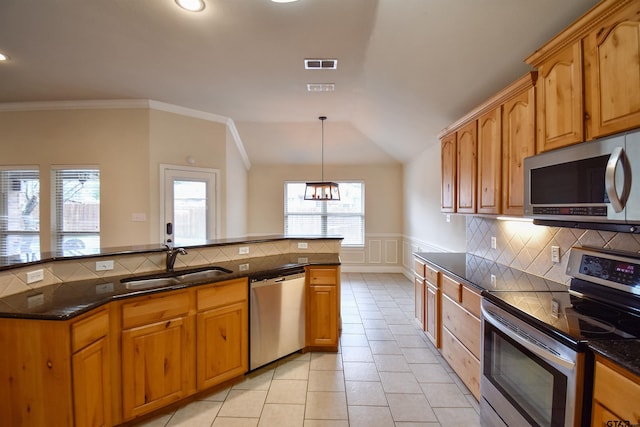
xmin=284 ymin=181 xmax=365 ymax=247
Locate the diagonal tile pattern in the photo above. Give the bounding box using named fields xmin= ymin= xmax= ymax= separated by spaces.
xmin=133 ymin=273 xmax=480 ymax=427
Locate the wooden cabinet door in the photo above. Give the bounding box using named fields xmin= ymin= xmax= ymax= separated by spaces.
xmin=197 ymin=301 xmax=247 ymax=390
xmin=456 ymin=121 xmax=477 ymax=213
xmin=586 ymin=2 xmax=640 ymax=138
xmin=121 ymin=317 xmax=192 ymax=419
xmin=72 ymin=337 xmax=111 ymax=427
xmin=537 ymin=41 xmax=584 ymax=152
xmin=502 ymin=85 xmax=536 ymax=215
xmin=414 ymin=275 xmax=425 ymax=330
xmin=307 ymin=284 xmax=338 ymax=348
xmin=477 ymin=108 xmax=502 ymax=214
xmin=425 ymin=281 xmax=439 ymax=348
xmin=441 ymin=133 xmax=457 ymax=213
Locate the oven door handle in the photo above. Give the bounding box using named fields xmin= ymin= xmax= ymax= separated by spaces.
xmin=482 ymin=306 xmax=576 ymax=371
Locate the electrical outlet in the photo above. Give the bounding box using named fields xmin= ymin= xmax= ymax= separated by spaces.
xmin=95 ymin=260 xmax=114 ymax=271
xmin=490 ymin=274 xmax=497 ymax=287
xmin=239 ymin=263 xmax=249 ymax=271
xmin=551 ymin=246 xmax=561 ymax=263
xmin=491 ymin=236 xmax=497 ymax=249
xmin=26 ymin=269 xmax=44 ymax=284
xmin=446 ymin=214 xmax=451 ymax=223
xmin=238 ymin=246 xmax=249 ymax=255
xmin=298 ymin=242 xmax=308 ymax=249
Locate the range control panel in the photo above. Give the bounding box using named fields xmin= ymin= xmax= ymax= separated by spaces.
xmin=567 ymin=247 xmax=640 ymax=290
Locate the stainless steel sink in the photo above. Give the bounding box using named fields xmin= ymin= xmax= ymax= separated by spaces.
xmin=121 ymin=266 xmax=233 ymax=290
xmin=122 ymin=276 xmax=180 ymax=289
xmin=175 ymin=266 xmax=233 ymax=281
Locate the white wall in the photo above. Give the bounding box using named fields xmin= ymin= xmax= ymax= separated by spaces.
xmin=247 ymin=163 xmax=404 ymax=271
xmin=403 ymin=140 xmax=466 ymax=271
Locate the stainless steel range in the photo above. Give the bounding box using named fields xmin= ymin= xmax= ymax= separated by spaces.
xmin=480 ymin=246 xmax=640 ymax=427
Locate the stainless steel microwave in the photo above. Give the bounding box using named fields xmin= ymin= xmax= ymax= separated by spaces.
xmin=524 ymin=129 xmax=640 ymax=231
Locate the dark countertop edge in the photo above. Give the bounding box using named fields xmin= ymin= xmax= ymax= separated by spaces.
xmin=0 ymin=254 xmax=341 ymax=321
xmin=413 ymin=252 xmax=484 ymax=292
xmin=0 ymin=235 xmax=344 ymax=271
xmin=588 ymin=340 xmax=640 ymax=378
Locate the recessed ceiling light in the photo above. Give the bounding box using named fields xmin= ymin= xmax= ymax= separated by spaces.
xmin=271 ymin=0 xmax=300 ymax=3
xmin=175 ymin=0 xmax=205 ymax=12
xmin=0 ymin=52 xmax=8 ymax=61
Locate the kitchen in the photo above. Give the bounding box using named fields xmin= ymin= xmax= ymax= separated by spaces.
xmin=1 ymin=0 xmax=640 ymax=426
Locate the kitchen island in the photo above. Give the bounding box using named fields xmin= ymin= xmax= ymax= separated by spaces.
xmin=0 ymin=236 xmax=342 ymax=427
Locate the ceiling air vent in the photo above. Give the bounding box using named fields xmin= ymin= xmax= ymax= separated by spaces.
xmin=307 ymin=83 xmax=335 ymax=92
xmin=304 ymin=59 xmax=338 ymax=70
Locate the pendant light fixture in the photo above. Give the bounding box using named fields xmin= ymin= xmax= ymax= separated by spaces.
xmin=304 ymin=116 xmax=340 ymax=201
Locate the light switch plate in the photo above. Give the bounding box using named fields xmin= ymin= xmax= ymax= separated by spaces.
xmin=490 ymin=236 xmax=497 ymax=249
xmin=298 ymin=242 xmax=308 ymax=249
xmin=239 ymin=246 xmax=249 ymax=255
xmin=239 ymin=263 xmax=249 ymax=271
xmin=551 ymin=246 xmax=560 ymax=263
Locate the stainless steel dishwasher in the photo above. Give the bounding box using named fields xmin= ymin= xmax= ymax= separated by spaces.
xmin=249 ymin=268 xmax=306 ymax=370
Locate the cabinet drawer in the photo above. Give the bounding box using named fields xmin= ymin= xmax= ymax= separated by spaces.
xmin=461 ymin=285 xmax=481 ymax=318
xmin=308 ymin=268 xmax=338 ymax=285
xmin=425 ymin=264 xmax=439 ymax=286
xmin=441 ymin=326 xmax=480 ymax=400
xmin=122 ymin=290 xmax=190 ymax=329
xmin=414 ymin=258 xmax=426 ymax=278
xmin=197 ymin=278 xmax=247 ymax=311
xmin=72 ymin=308 xmax=109 ymax=352
xmin=442 ymin=274 xmax=461 ymax=302
xmin=593 ymin=357 xmax=640 ymax=422
xmin=442 ymin=294 xmax=481 ymax=359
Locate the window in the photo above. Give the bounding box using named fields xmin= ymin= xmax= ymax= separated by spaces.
xmin=285 ymin=182 xmax=364 ymax=246
xmin=52 ymin=168 xmax=100 ymax=255
xmin=0 ymin=168 xmax=40 ymax=262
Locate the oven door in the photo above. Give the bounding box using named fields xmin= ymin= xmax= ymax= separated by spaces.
xmin=480 ymin=300 xmax=582 ymax=427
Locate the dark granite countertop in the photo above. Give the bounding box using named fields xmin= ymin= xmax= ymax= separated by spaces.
xmin=414 ymin=252 xmax=640 ymax=378
xmin=0 ymin=253 xmax=340 ymax=321
xmin=0 ymin=235 xmax=343 ymax=270
xmin=414 ymin=252 xmax=567 ymax=293
xmin=589 ymin=340 xmax=640 ymax=378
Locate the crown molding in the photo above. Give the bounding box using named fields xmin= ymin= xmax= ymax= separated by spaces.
xmin=0 ymin=99 xmax=252 ymax=170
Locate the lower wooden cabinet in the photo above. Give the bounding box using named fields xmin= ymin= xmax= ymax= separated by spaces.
xmin=0 ymin=307 xmax=111 ymax=427
xmin=306 ymin=266 xmax=340 ymax=351
xmin=196 ymin=278 xmax=248 ymax=390
xmin=71 ymin=308 xmax=112 ymax=427
xmin=591 ymin=355 xmax=640 ymax=426
xmin=120 ymin=290 xmax=195 ymax=420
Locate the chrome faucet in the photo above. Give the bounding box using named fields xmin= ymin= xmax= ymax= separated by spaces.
xmin=164 ymin=245 xmax=187 ymax=272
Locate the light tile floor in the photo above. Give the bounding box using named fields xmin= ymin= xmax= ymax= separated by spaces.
xmin=134 ymin=273 xmax=481 ymax=427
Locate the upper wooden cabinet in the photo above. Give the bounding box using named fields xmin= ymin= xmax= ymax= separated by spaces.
xmin=534 ymin=41 xmax=584 ymax=152
xmin=584 ymin=0 xmax=640 ymax=138
xmin=477 ymin=107 xmax=502 ymax=214
xmin=441 ymin=133 xmax=457 ymax=213
xmin=439 ymin=72 xmax=536 ymax=217
xmin=456 ymin=121 xmax=478 ymax=214
xmin=502 ymin=78 xmax=536 ymax=216
xmin=527 ymin=0 xmax=640 ymax=149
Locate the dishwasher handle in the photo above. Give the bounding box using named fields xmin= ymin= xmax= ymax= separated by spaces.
xmin=250 ymin=272 xmax=305 ymax=288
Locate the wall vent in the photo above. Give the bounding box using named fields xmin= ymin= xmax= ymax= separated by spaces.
xmin=304 ymin=59 xmax=338 ymax=70
xmin=307 ymin=83 xmax=335 ymax=92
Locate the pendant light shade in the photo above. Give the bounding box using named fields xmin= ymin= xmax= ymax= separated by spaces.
xmin=305 ymin=116 xmax=340 ymax=201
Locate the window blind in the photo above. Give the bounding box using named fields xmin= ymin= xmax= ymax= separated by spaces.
xmin=0 ymin=168 xmax=40 ymax=262
xmin=52 ymin=168 xmax=100 ymax=255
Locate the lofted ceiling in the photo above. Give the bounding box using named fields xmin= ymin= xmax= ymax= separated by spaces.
xmin=0 ymin=0 xmax=600 ymax=166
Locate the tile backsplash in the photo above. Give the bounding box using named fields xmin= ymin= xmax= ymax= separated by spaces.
xmin=0 ymin=239 xmax=342 ymax=298
xmin=467 ymin=216 xmax=640 ymax=285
